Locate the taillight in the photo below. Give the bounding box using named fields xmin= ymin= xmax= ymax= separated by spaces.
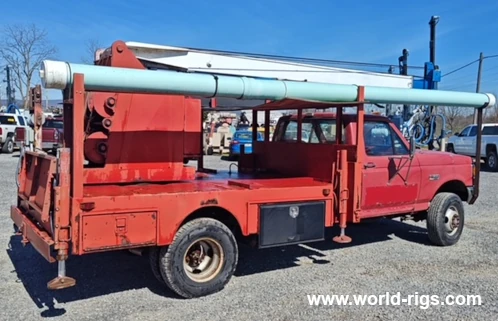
xmin=0 ymin=128 xmax=2 ymax=135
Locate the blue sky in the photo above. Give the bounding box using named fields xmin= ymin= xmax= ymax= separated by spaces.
xmin=3 ymin=0 xmax=498 ymax=100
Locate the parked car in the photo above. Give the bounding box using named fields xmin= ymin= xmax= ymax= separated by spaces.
xmin=446 ymin=123 xmax=498 ymax=171
xmin=228 ymin=130 xmax=263 ymax=159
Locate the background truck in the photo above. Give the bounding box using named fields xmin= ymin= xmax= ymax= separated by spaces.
xmin=0 ymin=112 xmax=30 ymax=153
xmin=14 ymin=115 xmax=64 ymax=155
xmin=446 ymin=123 xmax=498 ymax=171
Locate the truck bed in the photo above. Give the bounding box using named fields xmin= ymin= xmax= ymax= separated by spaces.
xmin=83 ymin=170 xmax=331 ymax=198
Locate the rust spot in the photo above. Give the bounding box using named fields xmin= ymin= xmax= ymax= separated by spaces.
xmin=201 ymin=199 xmax=218 ymax=206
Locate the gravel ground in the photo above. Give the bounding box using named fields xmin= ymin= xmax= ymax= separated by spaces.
xmin=0 ymin=152 xmax=497 ymax=321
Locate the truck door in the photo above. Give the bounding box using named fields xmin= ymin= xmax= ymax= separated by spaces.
xmin=463 ymin=125 xmax=477 ymax=155
xmin=453 ymin=125 xmax=471 ymax=154
xmin=361 ymin=120 xmax=422 ymax=216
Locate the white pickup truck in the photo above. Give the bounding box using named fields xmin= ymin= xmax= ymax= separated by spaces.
xmin=0 ymin=113 xmax=30 ymax=153
xmin=446 ymin=123 xmax=498 ymax=171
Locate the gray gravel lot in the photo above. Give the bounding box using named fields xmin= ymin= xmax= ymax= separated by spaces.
xmin=0 ymin=152 xmax=497 ymax=321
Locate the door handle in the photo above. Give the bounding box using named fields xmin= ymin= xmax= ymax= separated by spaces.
xmin=364 ymin=162 xmax=376 ymax=168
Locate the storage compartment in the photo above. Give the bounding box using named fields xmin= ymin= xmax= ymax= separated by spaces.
xmin=81 ymin=211 xmax=157 ymax=253
xmin=258 ymin=201 xmax=325 ymax=248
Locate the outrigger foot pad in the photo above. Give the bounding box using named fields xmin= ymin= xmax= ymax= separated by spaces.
xmin=333 ymin=235 xmax=352 ymax=243
xmin=333 ymin=228 xmax=352 ymax=243
xmin=47 ymin=276 xmax=76 ymax=290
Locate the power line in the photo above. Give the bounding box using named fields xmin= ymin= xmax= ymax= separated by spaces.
xmin=442 ymin=59 xmax=480 ymax=77
xmin=442 ymin=54 xmax=498 ymax=77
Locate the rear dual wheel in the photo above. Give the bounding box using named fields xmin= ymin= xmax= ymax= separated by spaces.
xmin=149 ymin=217 xmax=238 ymax=298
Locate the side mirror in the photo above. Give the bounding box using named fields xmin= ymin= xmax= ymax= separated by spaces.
xmin=409 ymin=135 xmax=416 ymax=158
xmin=454 ymin=132 xmax=459 ymax=136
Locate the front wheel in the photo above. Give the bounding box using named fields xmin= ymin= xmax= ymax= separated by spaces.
xmin=427 ymin=192 xmax=464 ymax=246
xmin=486 ymin=150 xmax=498 ymax=171
xmin=158 ymin=217 xmax=238 ymax=298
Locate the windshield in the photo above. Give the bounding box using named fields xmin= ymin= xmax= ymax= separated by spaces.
xmin=234 ymin=132 xmax=263 ymax=140
xmin=234 ymin=132 xmax=252 ymax=140
xmin=280 ymin=118 xmax=344 ymax=143
xmin=44 ymin=119 xmax=64 ymax=129
xmin=0 ymin=115 xmax=17 ymax=125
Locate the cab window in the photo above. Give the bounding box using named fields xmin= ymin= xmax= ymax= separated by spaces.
xmin=310 ymin=119 xmax=345 ymax=143
xmin=364 ymin=121 xmax=408 ymax=156
xmin=482 ymin=126 xmax=498 ymax=135
xmin=282 ymin=120 xmax=312 ymax=142
xmin=468 ymin=125 xmax=477 ymax=137
xmin=0 ymin=115 xmax=17 ymax=125
xmin=459 ymin=126 xmax=471 ymax=136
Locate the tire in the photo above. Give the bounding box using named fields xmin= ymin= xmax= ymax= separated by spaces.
xmin=2 ymin=137 xmax=14 ymax=154
xmin=206 ymin=146 xmax=214 ymax=155
xmin=426 ymin=192 xmax=464 ymax=246
xmin=486 ymin=150 xmax=498 ymax=171
xmin=148 ymin=247 xmax=166 ymax=284
xmin=446 ymin=144 xmax=455 ymax=153
xmin=158 ymin=217 xmax=238 ymax=298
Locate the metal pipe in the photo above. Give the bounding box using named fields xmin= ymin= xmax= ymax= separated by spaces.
xmin=40 ymin=60 xmax=496 ymax=109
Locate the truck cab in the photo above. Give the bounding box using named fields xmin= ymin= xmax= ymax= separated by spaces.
xmin=272 ymin=111 xmax=475 ymax=216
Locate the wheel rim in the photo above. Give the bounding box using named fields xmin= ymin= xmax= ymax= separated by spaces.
xmin=444 ymin=205 xmax=460 ymax=236
xmin=489 ymin=155 xmax=496 ymax=168
xmin=183 ymin=237 xmax=224 ymax=283
xmin=8 ymin=141 xmax=13 ymax=151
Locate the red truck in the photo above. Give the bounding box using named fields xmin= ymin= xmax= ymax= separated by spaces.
xmin=10 ymin=42 xmax=483 ymax=300
xmin=14 ymin=116 xmax=63 ymax=154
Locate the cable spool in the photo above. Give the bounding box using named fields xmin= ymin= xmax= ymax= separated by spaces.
xmin=84 ymin=131 xmax=108 ymax=164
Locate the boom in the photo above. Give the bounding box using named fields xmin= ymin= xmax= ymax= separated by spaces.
xmin=105 ymin=41 xmax=415 ymax=89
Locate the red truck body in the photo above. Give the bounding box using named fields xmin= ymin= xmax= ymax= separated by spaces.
xmin=10 ymin=41 xmax=481 ymax=299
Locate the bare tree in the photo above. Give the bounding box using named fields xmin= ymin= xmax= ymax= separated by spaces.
xmin=441 ymin=106 xmax=465 ymax=132
xmin=0 ymin=24 xmax=57 ymax=108
xmin=81 ymin=39 xmax=103 ymax=64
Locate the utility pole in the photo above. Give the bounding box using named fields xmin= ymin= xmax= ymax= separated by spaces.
xmin=473 ymin=52 xmax=484 ymax=124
